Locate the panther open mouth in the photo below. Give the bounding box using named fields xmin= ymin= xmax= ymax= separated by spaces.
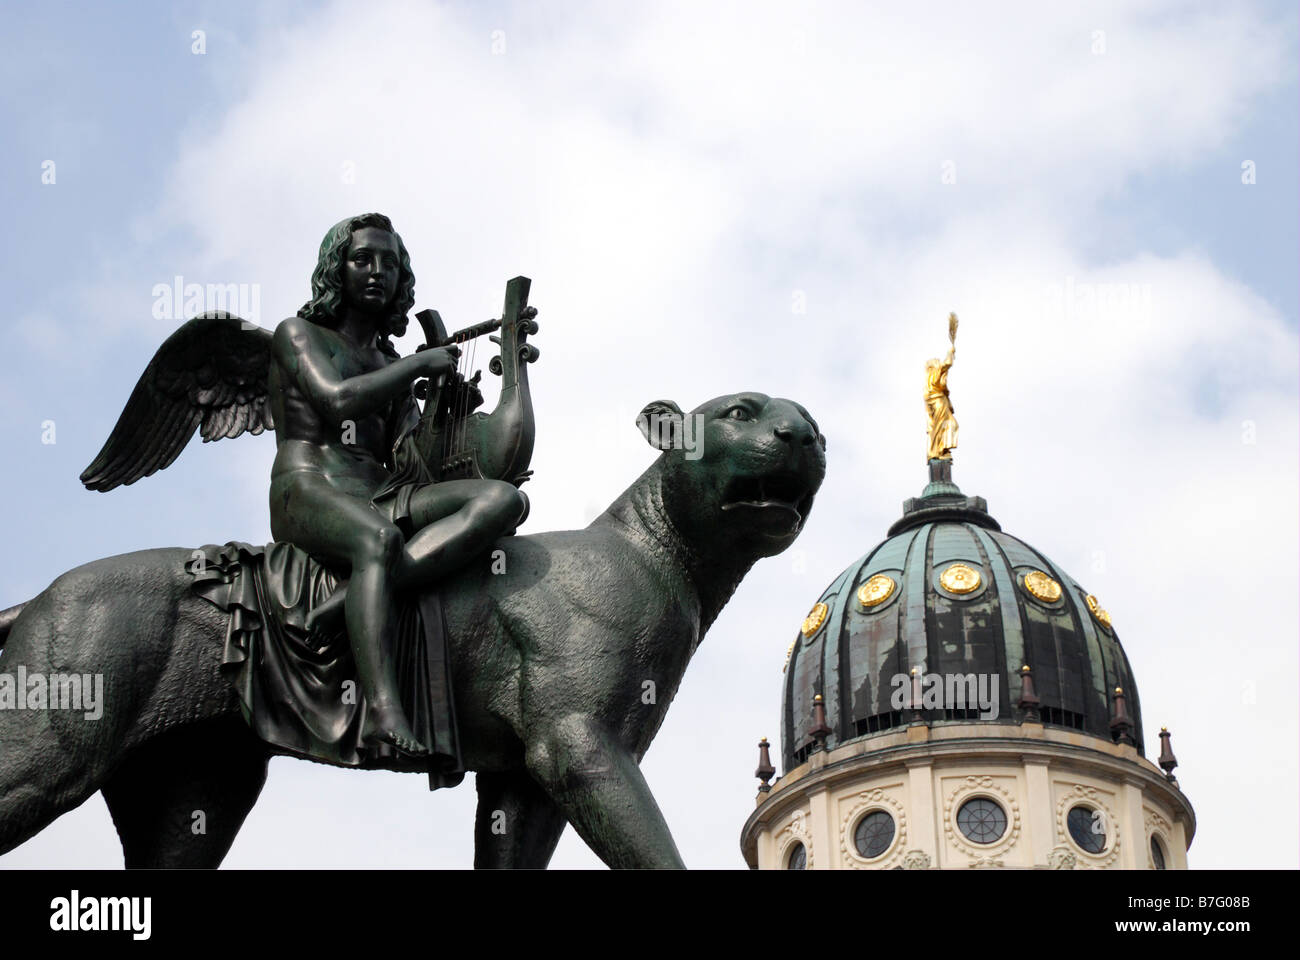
xmin=720 ymin=473 xmax=814 ymax=530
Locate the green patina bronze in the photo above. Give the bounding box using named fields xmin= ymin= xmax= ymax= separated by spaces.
xmin=0 ymin=213 xmax=826 ymax=868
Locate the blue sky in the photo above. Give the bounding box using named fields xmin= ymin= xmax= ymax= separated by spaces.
xmin=1 ymin=0 xmax=1296 ymax=868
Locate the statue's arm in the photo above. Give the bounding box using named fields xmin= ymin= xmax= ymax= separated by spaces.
xmin=271 ymin=317 xmax=452 ymax=426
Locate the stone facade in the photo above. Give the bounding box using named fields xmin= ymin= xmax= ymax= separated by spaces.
xmin=741 ymin=721 xmax=1193 ymax=870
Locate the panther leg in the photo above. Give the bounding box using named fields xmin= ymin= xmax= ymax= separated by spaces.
xmin=473 ymin=770 xmax=569 ymax=869
xmin=0 ymin=703 xmax=106 ymax=857
xmin=524 ymin=715 xmax=685 ymax=869
xmin=100 ymin=716 xmax=269 ymax=868
xmin=0 ymin=606 xmax=119 ymax=858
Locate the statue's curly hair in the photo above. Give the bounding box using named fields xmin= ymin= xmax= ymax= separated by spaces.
xmin=298 ymin=212 xmax=416 ymax=357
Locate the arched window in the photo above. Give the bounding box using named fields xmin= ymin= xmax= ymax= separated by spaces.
xmin=1150 ymin=835 xmax=1167 ymax=870
xmin=786 ymin=842 xmax=807 ymax=870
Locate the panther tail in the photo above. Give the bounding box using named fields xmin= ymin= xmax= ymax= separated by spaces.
xmin=0 ymin=601 xmax=28 ymax=649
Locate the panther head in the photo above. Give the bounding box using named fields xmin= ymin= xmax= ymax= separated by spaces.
xmin=637 ymin=392 xmax=826 ymax=559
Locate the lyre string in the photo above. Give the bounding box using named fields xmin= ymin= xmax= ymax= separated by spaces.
xmin=454 ymin=329 xmax=473 ymax=462
xmin=458 ymin=331 xmax=472 ymax=459
xmin=447 ymin=331 xmax=467 ymax=465
xmin=441 ymin=332 xmax=456 ymax=467
xmin=462 ymin=331 xmax=479 ymax=459
xmin=435 ymin=314 xmax=494 ymax=472
xmin=439 ymin=334 xmax=449 ymax=467
xmin=460 ymin=333 xmax=475 ymax=455
xmin=446 ymin=332 xmax=460 ymax=466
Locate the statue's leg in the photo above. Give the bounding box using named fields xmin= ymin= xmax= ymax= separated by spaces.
xmin=473 ymin=770 xmax=569 ymax=869
xmin=276 ymin=475 xmax=427 ymax=756
xmin=307 ymin=480 xmax=524 ymax=631
xmin=100 ymin=716 xmax=269 ymax=868
xmin=523 ymin=715 xmax=685 ymax=869
xmin=396 ymin=479 xmax=527 ymax=587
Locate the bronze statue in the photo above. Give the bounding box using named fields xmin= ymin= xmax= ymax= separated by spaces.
xmin=0 ymin=392 xmax=824 ymax=867
xmin=0 ymin=212 xmax=826 ymax=867
xmin=78 ymin=213 xmax=527 ymax=758
xmin=267 ymin=215 xmax=525 ymax=757
xmin=925 ymin=312 xmax=959 ymax=461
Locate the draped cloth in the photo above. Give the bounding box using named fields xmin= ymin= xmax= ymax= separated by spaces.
xmin=925 ymin=357 xmax=959 ymax=461
xmin=189 ymin=540 xmax=464 ymax=790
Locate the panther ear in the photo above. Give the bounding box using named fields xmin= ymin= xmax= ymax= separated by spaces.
xmin=636 ymin=399 xmax=685 ymax=451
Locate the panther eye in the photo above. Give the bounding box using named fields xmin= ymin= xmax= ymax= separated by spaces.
xmin=726 ymin=406 xmax=751 ymax=421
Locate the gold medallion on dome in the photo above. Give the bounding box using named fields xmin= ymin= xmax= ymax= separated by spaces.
xmin=782 ymin=639 xmax=797 ymax=672
xmin=857 ymin=574 xmax=896 ymax=609
xmin=1023 ymin=570 xmax=1062 ymax=602
xmin=1085 ymin=594 xmax=1113 ymax=629
xmin=939 ymin=563 xmax=981 ymax=594
xmin=801 ymin=602 xmax=830 ymax=638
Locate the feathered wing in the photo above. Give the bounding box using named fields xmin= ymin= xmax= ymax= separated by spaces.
xmin=80 ymin=312 xmax=275 ymax=492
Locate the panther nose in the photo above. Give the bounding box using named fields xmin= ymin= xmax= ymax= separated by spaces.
xmin=774 ymin=419 xmax=816 ymax=446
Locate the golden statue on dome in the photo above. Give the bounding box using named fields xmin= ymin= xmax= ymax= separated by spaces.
xmin=925 ymin=312 xmax=959 ymax=461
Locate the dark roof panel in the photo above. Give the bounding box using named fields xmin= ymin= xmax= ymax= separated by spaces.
xmin=781 ymin=465 xmax=1144 ymax=770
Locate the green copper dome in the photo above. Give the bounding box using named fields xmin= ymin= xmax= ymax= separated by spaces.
xmin=782 ymin=461 xmax=1143 ymax=772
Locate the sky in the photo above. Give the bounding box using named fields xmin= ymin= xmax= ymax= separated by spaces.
xmin=0 ymin=0 xmax=1296 ymax=869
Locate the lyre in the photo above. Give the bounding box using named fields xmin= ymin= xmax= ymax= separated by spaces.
xmin=412 ymin=276 xmax=540 ymax=487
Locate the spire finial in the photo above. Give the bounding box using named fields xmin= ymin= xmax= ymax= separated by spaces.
xmin=1157 ymin=727 xmax=1179 ymax=782
xmin=755 ymin=737 xmax=776 ymax=792
xmin=909 ymin=666 xmax=926 ymax=724
xmin=1109 ymin=686 xmax=1135 ymax=746
xmin=809 ymin=694 xmax=832 ymax=749
xmin=1017 ymin=664 xmax=1041 ymax=722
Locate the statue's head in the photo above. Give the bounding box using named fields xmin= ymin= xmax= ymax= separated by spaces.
xmin=635 ymin=392 xmax=826 ymax=559
xmin=298 ymin=213 xmax=416 ymax=344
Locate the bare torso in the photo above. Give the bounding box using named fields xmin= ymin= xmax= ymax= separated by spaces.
xmin=268 ymin=318 xmax=401 ymax=498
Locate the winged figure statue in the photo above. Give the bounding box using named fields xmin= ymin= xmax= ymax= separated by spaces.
xmin=78 ymin=212 xmax=541 ymax=760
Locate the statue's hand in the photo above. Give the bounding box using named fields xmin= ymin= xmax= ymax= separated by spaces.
xmin=459 ymin=372 xmax=485 ymax=412
xmin=418 ymin=345 xmax=460 ymax=380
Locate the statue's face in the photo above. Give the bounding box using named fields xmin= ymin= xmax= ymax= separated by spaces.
xmin=342 ymin=226 xmax=400 ymax=316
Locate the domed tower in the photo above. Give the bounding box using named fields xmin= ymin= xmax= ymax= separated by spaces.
xmin=741 ymin=318 xmax=1194 ymax=870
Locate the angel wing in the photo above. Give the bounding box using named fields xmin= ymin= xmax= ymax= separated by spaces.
xmin=80 ymin=312 xmax=275 ymax=492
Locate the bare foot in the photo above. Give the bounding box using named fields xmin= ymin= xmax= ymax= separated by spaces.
xmin=364 ymin=703 xmax=429 ymax=757
xmin=306 ymin=582 xmax=349 ymax=635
